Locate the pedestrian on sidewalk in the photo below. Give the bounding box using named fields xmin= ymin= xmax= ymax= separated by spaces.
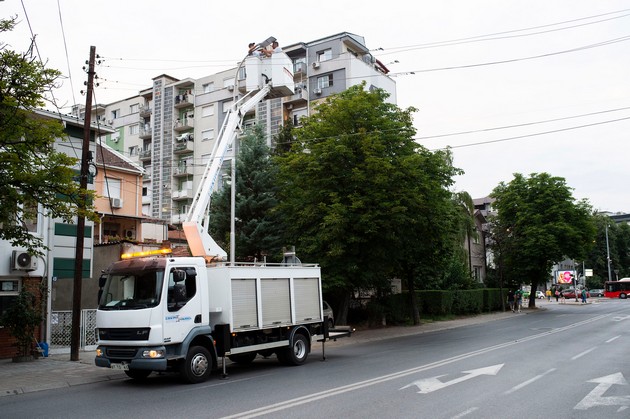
xmin=581 ymin=288 xmax=587 ymax=303
xmin=514 ymin=288 xmax=523 ymax=312
xmin=546 ymin=289 xmax=552 ymax=302
xmin=507 ymin=289 xmax=515 ymax=312
xmin=560 ymin=289 xmax=565 ymax=304
xmin=555 ymin=288 xmax=560 ymax=302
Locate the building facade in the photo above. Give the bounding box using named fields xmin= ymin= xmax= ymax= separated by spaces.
xmin=0 ymin=110 xmax=106 ymax=358
xmin=93 ymin=32 xmax=396 ymax=230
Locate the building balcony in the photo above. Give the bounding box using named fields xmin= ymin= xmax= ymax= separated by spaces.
xmin=171 ymin=212 xmax=188 ymax=224
xmin=174 ymin=118 xmax=194 ymax=132
xmin=284 ymin=87 xmax=308 ymax=107
xmin=173 ymin=140 xmax=194 ymax=154
xmin=172 ymin=189 xmax=193 ymax=200
xmin=142 ymin=195 xmax=152 ymax=205
xmin=173 ymin=165 xmax=193 ymax=177
xmin=293 ymin=62 xmax=307 ymax=77
xmin=142 ymin=171 xmax=152 ymax=181
xmin=139 ymin=105 xmax=152 ymax=117
xmin=174 ymin=94 xmax=194 ymax=109
xmin=139 ymin=148 xmax=152 ymax=161
xmin=139 ymin=127 xmax=152 ymax=139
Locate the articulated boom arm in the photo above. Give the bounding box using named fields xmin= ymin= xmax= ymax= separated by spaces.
xmin=182 ymin=84 xmax=272 ymax=260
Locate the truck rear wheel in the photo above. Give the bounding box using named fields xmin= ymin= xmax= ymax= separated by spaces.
xmin=180 ymin=345 xmax=212 ymax=384
xmin=124 ymin=369 xmax=152 ymax=380
xmin=278 ymin=333 xmax=309 ymax=366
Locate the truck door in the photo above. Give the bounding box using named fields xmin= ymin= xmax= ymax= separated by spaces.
xmin=163 ymin=266 xmax=201 ymax=344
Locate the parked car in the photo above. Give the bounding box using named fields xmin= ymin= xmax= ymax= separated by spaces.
xmin=589 ymin=289 xmax=604 ymax=297
xmin=535 ymin=290 xmax=545 ymax=299
xmin=561 ymin=289 xmax=590 ymax=299
xmin=323 ymin=301 xmax=335 ymax=328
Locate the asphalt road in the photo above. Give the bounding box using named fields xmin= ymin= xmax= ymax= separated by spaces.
xmin=2 ymin=299 xmax=630 ymax=419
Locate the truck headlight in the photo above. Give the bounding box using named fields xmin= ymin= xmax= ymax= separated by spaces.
xmin=96 ymin=348 xmax=104 ymax=357
xmin=142 ymin=349 xmax=165 ymax=359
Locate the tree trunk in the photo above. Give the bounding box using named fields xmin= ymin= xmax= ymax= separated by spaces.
xmin=407 ymin=273 xmax=420 ymax=325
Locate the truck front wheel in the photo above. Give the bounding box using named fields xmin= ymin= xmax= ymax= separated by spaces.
xmin=180 ymin=345 xmax=213 ymax=384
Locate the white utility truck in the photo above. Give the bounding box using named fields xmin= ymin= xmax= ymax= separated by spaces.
xmin=94 ymin=38 xmax=350 ymax=383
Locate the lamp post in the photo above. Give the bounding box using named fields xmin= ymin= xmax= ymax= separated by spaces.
xmin=605 ymin=224 xmax=612 ymax=282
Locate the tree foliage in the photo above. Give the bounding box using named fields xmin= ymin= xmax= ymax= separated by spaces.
xmin=1 ymin=17 xmax=91 ymax=254
xmin=489 ymin=172 xmax=596 ymax=307
xmin=275 ymin=83 xmax=461 ymax=323
xmin=209 ymin=125 xmax=284 ymax=261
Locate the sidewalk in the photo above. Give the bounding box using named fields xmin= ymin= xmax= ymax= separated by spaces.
xmin=0 ymin=303 xmax=585 ymax=397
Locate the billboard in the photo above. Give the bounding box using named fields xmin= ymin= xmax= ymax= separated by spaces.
xmin=557 ymin=270 xmax=575 ymax=284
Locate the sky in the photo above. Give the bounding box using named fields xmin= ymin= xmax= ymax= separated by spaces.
xmin=2 ymin=0 xmax=629 ymax=213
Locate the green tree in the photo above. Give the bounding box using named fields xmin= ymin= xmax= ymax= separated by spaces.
xmin=209 ymin=125 xmax=284 ymax=261
xmin=1 ymin=17 xmax=91 ymax=254
xmin=275 ymin=83 xmax=461 ymax=324
xmin=490 ymin=173 xmax=596 ymax=308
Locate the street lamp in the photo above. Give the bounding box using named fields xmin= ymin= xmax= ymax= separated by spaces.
xmin=605 ymin=224 xmax=613 ymax=282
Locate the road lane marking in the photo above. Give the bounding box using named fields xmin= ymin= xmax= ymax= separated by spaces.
xmin=503 ymin=368 xmax=556 ymax=395
xmin=606 ymin=335 xmax=621 ymax=343
xmin=571 ymin=347 xmax=597 ymax=360
xmin=451 ymin=407 xmax=479 ymax=418
xmin=401 ymin=364 xmax=503 ymax=393
xmin=575 ymin=373 xmax=630 ymax=410
xmin=221 ymin=313 xmax=610 ymax=419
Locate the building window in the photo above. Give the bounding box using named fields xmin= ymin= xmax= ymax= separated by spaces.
xmin=104 ymin=177 xmax=122 ymax=199
xmin=111 ymin=109 xmax=120 ymax=119
xmin=129 ymin=145 xmax=138 ymax=157
xmin=142 ymin=186 xmax=148 ymax=197
xmin=317 ymin=49 xmax=332 ymax=62
xmin=317 ymin=74 xmax=333 ymax=89
xmin=130 ymin=103 xmax=139 ymax=113
xmin=222 ymin=100 xmax=233 ymax=113
xmin=223 ymin=78 xmax=234 ymax=89
xmin=201 ymin=105 xmax=214 ymax=117
xmin=202 ymin=82 xmax=214 ymax=93
xmin=0 ymin=279 xmax=20 ymax=320
xmin=201 ymin=129 xmax=214 ymax=141
xmin=129 ymin=124 xmax=139 ymax=135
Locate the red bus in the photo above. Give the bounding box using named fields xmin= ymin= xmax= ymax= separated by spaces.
xmin=604 ymin=278 xmax=630 ymax=299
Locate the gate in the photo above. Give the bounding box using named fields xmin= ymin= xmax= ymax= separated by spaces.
xmin=50 ymin=309 xmax=97 ymax=351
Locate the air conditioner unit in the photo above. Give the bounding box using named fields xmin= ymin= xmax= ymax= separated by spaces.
xmin=110 ymin=197 xmax=123 ymax=208
xmin=312 ymin=62 xmax=320 ymax=69
xmin=286 ymin=103 xmax=293 ymax=110
xmin=314 ymin=88 xmax=322 ymax=95
xmin=107 ymin=119 xmax=114 ymax=125
xmin=112 ymin=137 xmax=119 ymax=143
xmin=12 ymin=250 xmax=38 ymax=271
xmin=227 ymin=85 xmax=234 ymax=91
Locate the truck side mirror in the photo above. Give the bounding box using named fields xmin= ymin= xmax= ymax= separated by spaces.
xmin=98 ymin=274 xmax=107 ymax=288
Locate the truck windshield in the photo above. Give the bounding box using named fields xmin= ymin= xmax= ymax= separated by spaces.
xmin=98 ymin=270 xmax=164 ymax=310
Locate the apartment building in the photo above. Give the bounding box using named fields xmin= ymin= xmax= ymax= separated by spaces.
xmin=93 ymin=32 xmax=396 ymax=231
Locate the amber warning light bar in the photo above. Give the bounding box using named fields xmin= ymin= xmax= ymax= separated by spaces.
xmin=121 ymin=248 xmax=172 ymax=260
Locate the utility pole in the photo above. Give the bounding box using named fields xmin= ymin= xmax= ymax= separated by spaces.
xmin=71 ymin=46 xmax=96 ymax=361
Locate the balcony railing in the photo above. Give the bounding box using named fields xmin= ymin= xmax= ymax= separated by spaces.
xmin=174 ymin=118 xmax=194 ymax=132
xmin=139 ymin=105 xmax=152 ymax=117
xmin=139 ymin=126 xmax=152 ymax=139
xmin=173 ymin=141 xmax=194 ymax=154
xmin=139 ymin=148 xmax=152 ymax=160
xmin=172 ymin=189 xmax=193 ymax=200
xmin=173 ymin=165 xmax=193 ymax=176
xmin=174 ymin=94 xmax=194 ymax=108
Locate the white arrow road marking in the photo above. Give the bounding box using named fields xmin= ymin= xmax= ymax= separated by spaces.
xmin=612 ymin=315 xmax=630 ymax=321
xmin=575 ymin=372 xmax=630 ymax=410
xmin=400 ymin=364 xmax=504 ymax=394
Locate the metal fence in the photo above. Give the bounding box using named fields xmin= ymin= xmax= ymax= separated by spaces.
xmin=50 ymin=309 xmax=97 ymax=349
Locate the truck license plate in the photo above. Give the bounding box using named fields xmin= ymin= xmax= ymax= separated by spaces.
xmin=110 ymin=363 xmax=129 ymax=371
